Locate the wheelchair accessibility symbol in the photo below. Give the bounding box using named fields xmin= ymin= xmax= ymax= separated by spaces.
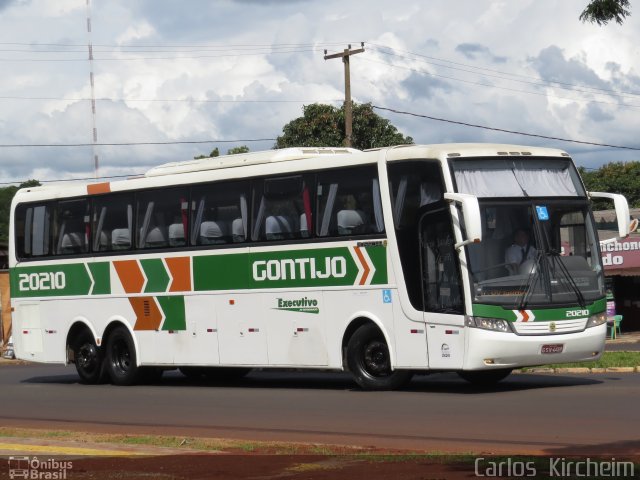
xmin=382 ymin=289 xmax=392 ymax=304
xmin=535 ymin=205 xmax=549 ymax=221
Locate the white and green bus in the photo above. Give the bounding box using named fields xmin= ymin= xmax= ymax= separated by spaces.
xmin=9 ymin=144 xmax=631 ymax=389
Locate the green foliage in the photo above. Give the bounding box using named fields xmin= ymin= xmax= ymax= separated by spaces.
xmin=227 ymin=145 xmax=250 ymax=155
xmin=0 ymin=179 xmax=41 ymax=245
xmin=580 ymin=161 xmax=640 ymax=209
xmin=193 ymin=147 xmax=220 ymax=159
xmin=194 ymin=146 xmax=249 ymax=159
xmin=580 ymin=0 xmax=631 ymax=25
xmin=275 ymin=102 xmax=413 ymax=150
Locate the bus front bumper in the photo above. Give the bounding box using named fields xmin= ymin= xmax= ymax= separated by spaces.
xmin=462 ymin=323 xmax=606 ymax=370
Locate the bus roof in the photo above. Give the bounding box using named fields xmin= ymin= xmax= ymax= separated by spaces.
xmin=12 ymin=143 xmax=572 ymax=202
xmin=381 ymin=143 xmax=570 ymax=161
xmin=144 ymin=147 xmax=361 ymax=177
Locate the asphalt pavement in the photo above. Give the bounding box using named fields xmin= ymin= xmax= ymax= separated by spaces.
xmin=0 ymin=363 xmax=639 ymax=456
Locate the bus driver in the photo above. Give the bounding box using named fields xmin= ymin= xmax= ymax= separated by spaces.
xmin=505 ymin=228 xmax=537 ymax=275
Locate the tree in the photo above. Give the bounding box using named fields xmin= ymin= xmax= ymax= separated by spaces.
xmin=194 ymin=146 xmax=250 ymax=159
xmin=227 ymin=145 xmax=250 ymax=155
xmin=580 ymin=0 xmax=631 ymax=25
xmin=275 ymin=103 xmax=413 ymax=150
xmin=579 ymin=161 xmax=640 ymax=209
xmin=193 ymin=147 xmax=220 ymax=160
xmin=0 ymin=179 xmax=41 ymax=245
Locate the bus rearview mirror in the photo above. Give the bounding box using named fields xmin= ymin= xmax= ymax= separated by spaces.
xmin=588 ymin=192 xmax=631 ymax=238
xmin=444 ymin=192 xmax=482 ymax=249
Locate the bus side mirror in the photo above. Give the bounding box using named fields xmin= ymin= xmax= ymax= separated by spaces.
xmin=444 ymin=192 xmax=482 ymax=249
xmin=588 ymin=192 xmax=631 ymax=238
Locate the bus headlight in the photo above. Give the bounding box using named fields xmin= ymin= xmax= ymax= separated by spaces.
xmin=586 ymin=312 xmax=607 ymax=328
xmin=466 ymin=316 xmax=513 ymax=333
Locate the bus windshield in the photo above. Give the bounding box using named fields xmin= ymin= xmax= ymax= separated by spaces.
xmin=451 ymin=158 xmax=603 ymax=308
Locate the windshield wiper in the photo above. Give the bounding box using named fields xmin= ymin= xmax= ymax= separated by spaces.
xmin=547 ymin=248 xmax=587 ymax=309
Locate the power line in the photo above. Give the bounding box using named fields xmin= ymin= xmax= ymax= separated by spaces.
xmin=372 ymin=105 xmax=640 ymax=151
xmin=0 ymin=138 xmax=277 ymax=148
xmin=360 ymin=57 xmax=640 ymax=109
xmin=0 ymin=48 xmax=319 ymax=62
xmin=0 ymin=96 xmax=341 ymax=104
xmin=368 ymin=43 xmax=640 ymax=100
xmin=0 ymin=173 xmax=138 ymax=186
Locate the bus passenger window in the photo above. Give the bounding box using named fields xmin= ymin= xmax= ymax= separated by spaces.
xmin=316 ymin=166 xmax=383 ymax=237
xmin=54 ymin=200 xmax=89 ymax=255
xmin=15 ymin=204 xmax=52 ymax=258
xmin=137 ymin=188 xmax=188 ymax=249
xmin=92 ymin=193 xmax=133 ymax=252
xmin=190 ymin=181 xmax=249 ymax=246
xmin=252 ymin=175 xmax=313 ymax=241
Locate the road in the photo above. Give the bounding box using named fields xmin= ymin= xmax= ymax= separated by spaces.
xmin=1 ymin=364 xmax=639 ymax=455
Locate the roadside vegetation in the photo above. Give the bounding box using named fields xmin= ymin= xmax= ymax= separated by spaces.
xmin=520 ymin=351 xmax=640 ymax=371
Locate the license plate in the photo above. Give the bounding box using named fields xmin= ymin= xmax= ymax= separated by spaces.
xmin=541 ymin=344 xmax=564 ymax=354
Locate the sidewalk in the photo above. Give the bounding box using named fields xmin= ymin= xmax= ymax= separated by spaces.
xmin=605 ymin=330 xmax=640 ymax=351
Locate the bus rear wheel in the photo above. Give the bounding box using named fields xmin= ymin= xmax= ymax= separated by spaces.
xmin=458 ymin=368 xmax=512 ymax=386
xmin=73 ymin=330 xmax=105 ymax=384
xmin=347 ymin=323 xmax=412 ymax=391
xmin=105 ymin=326 xmax=140 ymax=386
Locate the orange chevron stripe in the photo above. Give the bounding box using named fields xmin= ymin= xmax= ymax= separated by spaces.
xmin=165 ymin=257 xmax=191 ymax=292
xmin=130 ymin=297 xmax=163 ymax=330
xmin=113 ymin=260 xmax=145 ymax=294
xmin=353 ymin=246 xmax=371 ymax=286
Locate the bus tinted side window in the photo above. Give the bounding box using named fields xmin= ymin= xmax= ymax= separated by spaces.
xmin=15 ymin=203 xmax=52 ymax=258
xmin=136 ymin=188 xmax=189 ymax=249
xmin=191 ymin=181 xmax=249 ymax=245
xmin=53 ymin=199 xmax=90 ymax=255
xmin=316 ymin=166 xmax=384 ymax=237
xmin=92 ymin=193 xmax=134 ymax=252
xmin=252 ymin=175 xmax=314 ymax=241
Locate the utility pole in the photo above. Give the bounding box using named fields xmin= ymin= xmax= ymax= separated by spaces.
xmin=324 ymin=43 xmax=364 ymax=148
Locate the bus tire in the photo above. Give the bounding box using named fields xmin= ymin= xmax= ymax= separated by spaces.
xmin=73 ymin=330 xmax=106 ymax=384
xmin=458 ymin=368 xmax=512 ymax=386
xmin=105 ymin=326 xmax=140 ymax=386
xmin=347 ymin=323 xmax=412 ymax=391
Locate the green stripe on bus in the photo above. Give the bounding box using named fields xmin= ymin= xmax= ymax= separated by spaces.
xmin=88 ymin=262 xmax=110 ymax=295
xmin=141 ymin=258 xmax=170 ymax=293
xmin=10 ymin=244 xmax=389 ymax=298
xmin=158 ymin=295 xmax=186 ymax=331
xmin=472 ymin=298 xmax=606 ymax=322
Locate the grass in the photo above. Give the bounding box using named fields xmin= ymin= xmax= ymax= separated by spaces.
xmin=520 ymin=351 xmax=640 ymax=370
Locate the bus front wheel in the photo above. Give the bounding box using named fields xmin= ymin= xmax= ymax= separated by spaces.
xmin=105 ymin=326 xmax=140 ymax=386
xmin=73 ymin=330 xmax=105 ymax=384
xmin=458 ymin=368 xmax=512 ymax=386
xmin=347 ymin=323 xmax=412 ymax=391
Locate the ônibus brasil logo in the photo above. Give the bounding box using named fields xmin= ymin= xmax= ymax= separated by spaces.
xmin=274 ymin=297 xmax=320 ymax=314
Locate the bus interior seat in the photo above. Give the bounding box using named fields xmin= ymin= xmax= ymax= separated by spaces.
xmin=199 ymin=221 xmax=227 ymax=244
xmin=111 ymin=229 xmax=131 ymax=250
xmin=231 ymin=218 xmax=245 ymax=243
xmin=60 ymin=232 xmax=84 ymax=254
xmin=337 ymin=209 xmax=365 ymax=235
xmin=265 ymin=215 xmax=292 ymax=240
xmin=168 ymin=223 xmax=186 ymax=247
xmin=144 ymin=227 xmax=167 ymax=248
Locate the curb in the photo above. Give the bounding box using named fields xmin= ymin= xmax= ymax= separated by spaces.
xmin=517 ymin=366 xmax=638 ymax=374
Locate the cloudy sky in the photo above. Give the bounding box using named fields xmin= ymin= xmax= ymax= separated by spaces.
xmin=0 ymin=0 xmax=639 ymax=184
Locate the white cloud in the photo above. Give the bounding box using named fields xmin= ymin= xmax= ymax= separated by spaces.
xmin=0 ymin=0 xmax=639 ymax=182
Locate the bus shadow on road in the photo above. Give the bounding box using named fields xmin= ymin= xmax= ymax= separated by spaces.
xmin=404 ymin=372 xmax=603 ymax=394
xmin=20 ymin=368 xmax=604 ymax=393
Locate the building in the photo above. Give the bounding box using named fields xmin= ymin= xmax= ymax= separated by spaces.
xmin=595 ymin=208 xmax=640 ymax=331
